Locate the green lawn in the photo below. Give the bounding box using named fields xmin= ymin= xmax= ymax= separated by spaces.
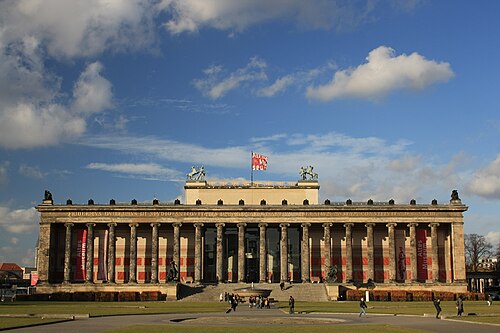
xmin=0 ymin=317 xmax=69 ymax=330
xmin=102 ymin=324 xmax=431 ymax=333
xmin=1 ymin=301 xmax=499 ymax=330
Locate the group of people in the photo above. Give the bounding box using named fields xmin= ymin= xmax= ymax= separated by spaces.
xmin=247 ymin=295 xmax=273 ymax=309
xmin=433 ymin=296 xmax=466 ymax=318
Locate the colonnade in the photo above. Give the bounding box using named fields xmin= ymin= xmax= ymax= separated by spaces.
xmin=59 ymin=220 xmax=464 ymax=285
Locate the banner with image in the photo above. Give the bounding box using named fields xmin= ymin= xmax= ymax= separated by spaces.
xmin=74 ymin=229 xmax=87 ymax=280
xmin=416 ymin=229 xmax=428 ymax=281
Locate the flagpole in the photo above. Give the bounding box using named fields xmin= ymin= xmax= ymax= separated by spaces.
xmin=251 ymin=151 xmax=254 ymax=186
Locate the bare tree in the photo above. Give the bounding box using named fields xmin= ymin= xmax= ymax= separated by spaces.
xmin=465 ymin=234 xmax=493 ymax=272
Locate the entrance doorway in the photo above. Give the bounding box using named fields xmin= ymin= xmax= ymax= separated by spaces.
xmin=245 ymin=227 xmax=259 ymax=283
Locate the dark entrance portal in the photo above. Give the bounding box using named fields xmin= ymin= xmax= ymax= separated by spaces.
xmin=245 ymin=227 xmax=259 ymax=283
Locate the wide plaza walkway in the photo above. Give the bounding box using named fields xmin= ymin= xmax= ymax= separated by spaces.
xmin=7 ymin=305 xmax=500 ymax=333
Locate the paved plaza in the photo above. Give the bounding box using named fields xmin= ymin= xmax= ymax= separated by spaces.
xmin=6 ymin=306 xmax=500 ymax=333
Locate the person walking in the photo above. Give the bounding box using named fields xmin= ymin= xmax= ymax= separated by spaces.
xmin=456 ymin=296 xmax=464 ymax=316
xmin=433 ymin=298 xmax=442 ymax=319
xmin=289 ymin=296 xmax=295 ymax=314
xmin=487 ymin=294 xmax=493 ymax=306
xmin=359 ymin=297 xmax=367 ymax=317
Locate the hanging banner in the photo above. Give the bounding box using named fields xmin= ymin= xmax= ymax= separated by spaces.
xmin=74 ymin=229 xmax=87 ymax=280
xmin=97 ymin=229 xmax=108 ymax=281
xmin=416 ymin=229 xmax=428 ymax=281
xmin=395 ymin=230 xmax=406 ymax=281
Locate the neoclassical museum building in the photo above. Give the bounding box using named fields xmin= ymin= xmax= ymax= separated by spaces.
xmin=35 ymin=175 xmax=468 ymax=299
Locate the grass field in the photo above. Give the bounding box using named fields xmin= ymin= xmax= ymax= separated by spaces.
xmin=0 ymin=317 xmax=69 ymax=330
xmin=101 ymin=324 xmax=430 ymax=333
xmin=0 ymin=301 xmax=499 ymax=330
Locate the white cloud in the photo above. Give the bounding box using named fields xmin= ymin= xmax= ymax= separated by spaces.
xmin=194 ymin=57 xmax=267 ymax=99
xmin=485 ymin=231 xmax=500 ymax=247
xmin=18 ymin=164 xmax=47 ymax=180
xmin=10 ymin=237 xmax=19 ymax=245
xmin=306 ymin=46 xmax=454 ymax=102
xmin=257 ymin=75 xmax=295 ymax=97
xmin=81 ymin=131 xmax=470 ymax=204
xmin=0 ymin=62 xmax=112 ymax=149
xmin=0 ymin=206 xmax=39 ymax=234
xmin=1 ymin=0 xmax=159 ymax=59
xmin=467 ymin=155 xmax=500 ymax=199
xmin=86 ymin=162 xmax=181 ymax=180
xmin=71 ymin=62 xmax=113 ymax=114
xmin=162 ymin=0 xmax=379 ymax=34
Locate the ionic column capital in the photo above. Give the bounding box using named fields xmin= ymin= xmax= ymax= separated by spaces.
xmin=129 ymin=223 xmax=139 ymax=228
xmin=322 ymin=222 xmax=333 ymax=228
xmin=150 ymin=222 xmax=161 ymax=227
xmin=216 ymin=222 xmax=225 ymax=228
xmin=107 ymin=222 xmax=117 ymax=228
xmin=343 ymin=223 xmax=354 ymax=229
xmin=86 ymin=223 xmax=96 ymax=228
xmin=279 ymin=222 xmax=290 ymax=228
xmin=237 ymin=222 xmax=247 ymax=228
xmin=258 ymin=222 xmax=268 ymax=228
xmin=64 ymin=222 xmax=74 ymax=228
xmin=429 ymin=222 xmax=440 ymax=228
xmin=365 ymin=223 xmax=376 ymax=228
xmin=172 ymin=222 xmax=182 ymax=228
xmin=407 ymin=223 xmax=419 ymax=228
xmin=194 ymin=222 xmax=204 ymax=228
xmin=386 ymin=222 xmax=397 ymax=228
xmin=301 ymin=222 xmax=311 ymax=228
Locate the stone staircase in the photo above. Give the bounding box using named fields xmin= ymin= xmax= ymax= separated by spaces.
xmin=178 ymin=282 xmax=328 ymax=302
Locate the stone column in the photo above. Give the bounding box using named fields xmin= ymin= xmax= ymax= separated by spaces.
xmin=444 ymin=228 xmax=453 ymax=283
xmin=451 ymin=222 xmax=466 ymax=282
xmin=259 ymin=223 xmax=267 ymax=283
xmin=150 ymin=223 xmax=160 ymax=284
xmin=301 ymin=223 xmax=311 ymax=283
xmin=216 ymin=223 xmax=225 ymax=283
xmin=386 ymin=223 xmax=397 ymax=282
xmin=37 ymin=223 xmax=52 ymax=284
xmin=238 ymin=223 xmax=246 ymax=282
xmin=323 ymin=223 xmax=332 ymax=279
xmin=85 ymin=223 xmax=95 ymax=283
xmin=63 ymin=223 xmax=73 ymax=283
xmin=129 ymin=223 xmax=138 ymax=283
xmin=429 ymin=223 xmax=440 ymax=282
xmin=408 ymin=223 xmax=418 ymax=282
xmin=194 ymin=223 xmax=204 ymax=283
xmin=107 ymin=223 xmax=116 ymax=283
xmin=365 ymin=223 xmax=375 ymax=282
xmin=280 ymin=223 xmax=289 ymax=283
xmin=172 ymin=222 xmax=182 ymax=270
xmin=344 ymin=223 xmax=354 ymax=282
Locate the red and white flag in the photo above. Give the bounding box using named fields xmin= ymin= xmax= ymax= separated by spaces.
xmin=252 ymin=152 xmax=268 ymax=170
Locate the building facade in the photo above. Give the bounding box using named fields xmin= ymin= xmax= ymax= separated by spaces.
xmin=35 ymin=179 xmax=468 ymax=297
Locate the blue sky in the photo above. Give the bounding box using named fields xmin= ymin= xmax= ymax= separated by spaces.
xmin=0 ymin=0 xmax=499 ymax=266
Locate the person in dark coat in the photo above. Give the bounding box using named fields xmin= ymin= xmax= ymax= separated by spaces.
xmin=289 ymin=296 xmax=295 ymax=314
xmin=359 ymin=297 xmax=367 ymax=317
xmin=433 ymin=298 xmax=442 ymax=319
xmin=456 ymin=296 xmax=464 ymax=316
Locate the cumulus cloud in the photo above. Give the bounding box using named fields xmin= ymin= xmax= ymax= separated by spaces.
xmin=86 ymin=162 xmax=181 ymax=181
xmin=194 ymin=57 xmax=267 ymax=99
xmin=162 ymin=0 xmax=379 ymax=34
xmin=486 ymin=231 xmax=500 ymax=247
xmin=1 ymin=0 xmax=159 ymax=59
xmin=306 ymin=46 xmax=454 ymax=101
xmin=0 ymin=61 xmax=113 ymax=149
xmin=467 ymin=155 xmax=500 ymax=199
xmin=71 ymin=62 xmax=114 ymax=114
xmin=0 ymin=206 xmax=39 ymax=233
xmin=0 ymin=0 xmax=154 ymax=149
